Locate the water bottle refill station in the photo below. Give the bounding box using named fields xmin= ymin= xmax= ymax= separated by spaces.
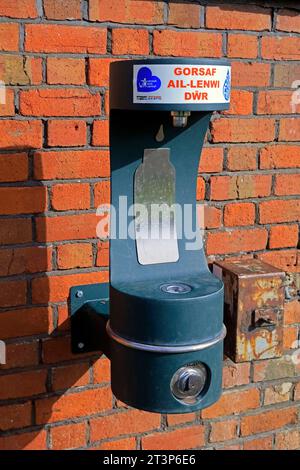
xmin=71 ymin=59 xmax=231 ymax=413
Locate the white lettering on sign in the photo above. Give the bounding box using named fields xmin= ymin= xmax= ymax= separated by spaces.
xmin=133 ymin=64 xmax=231 ymax=104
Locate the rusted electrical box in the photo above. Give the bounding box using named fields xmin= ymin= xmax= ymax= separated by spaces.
xmin=213 ymin=259 xmax=285 ymax=363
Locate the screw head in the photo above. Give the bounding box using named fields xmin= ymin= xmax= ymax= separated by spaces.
xmin=77 ymin=342 xmax=85 ymax=349
xmin=76 ymin=290 xmax=84 ymax=298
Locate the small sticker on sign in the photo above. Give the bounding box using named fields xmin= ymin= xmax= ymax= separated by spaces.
xmin=133 ymin=64 xmax=231 ymax=104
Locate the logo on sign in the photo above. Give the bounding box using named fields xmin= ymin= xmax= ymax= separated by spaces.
xmin=223 ymin=69 xmax=230 ymax=101
xmin=137 ymin=67 xmax=161 ymax=92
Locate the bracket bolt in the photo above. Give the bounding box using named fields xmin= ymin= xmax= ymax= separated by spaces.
xmin=76 ymin=290 xmax=84 ymax=298
xmin=78 ymin=342 xmax=85 ymax=349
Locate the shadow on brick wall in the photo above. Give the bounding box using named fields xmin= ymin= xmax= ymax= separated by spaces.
xmin=0 ymin=145 xmax=110 ymax=450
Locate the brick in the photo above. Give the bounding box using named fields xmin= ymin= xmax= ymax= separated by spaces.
xmin=51 ymin=422 xmax=86 ymax=450
xmin=206 ymin=5 xmax=271 ymax=31
xmin=207 ymin=228 xmax=268 ymax=255
xmin=211 ymin=118 xmax=275 ymax=143
xmin=57 ymin=243 xmax=93 ymax=269
xmin=274 ymin=64 xmax=300 ymax=87
xmin=94 ymin=180 xmax=110 ymax=207
xmin=264 ymin=382 xmax=293 ymax=405
xmin=257 ymin=90 xmax=295 ymax=115
xmin=0 ymin=246 xmax=52 ymax=276
xmin=44 ymin=0 xmax=81 ymax=20
xmin=42 ymin=334 xmax=97 ymax=365
xmin=36 ymin=387 xmax=112 ymax=424
xmin=244 ymin=436 xmax=273 ymax=450
xmin=34 ymin=150 xmax=110 ymax=180
xmin=259 ymin=145 xmax=300 ymax=169
xmin=52 ymin=363 xmax=90 ymax=391
xmin=51 ymin=183 xmax=90 ymax=210
xmin=260 ymin=199 xmax=300 ymax=223
xmin=276 ymin=429 xmax=300 ymax=450
xmin=89 ymin=0 xmax=164 ymax=24
xmin=284 ymin=300 xmax=300 ymax=325
xmin=253 ymin=357 xmax=299 ymax=382
xmin=0 ymin=0 xmax=36 ymax=18
xmin=210 ymin=175 xmax=271 ymax=200
xmin=283 ymin=326 xmax=298 ymax=350
xmin=0 ymin=153 xmax=28 ymax=182
xmin=202 ymin=388 xmax=260 ymax=419
xmin=0 ymin=120 xmax=42 ymax=149
xmin=56 ymin=304 xmax=70 ymax=332
xmin=276 ymin=9 xmax=300 ymax=33
xmin=112 ymin=29 xmax=149 ymax=55
xmin=223 ymin=90 xmax=253 ymax=115
xmin=0 ymin=370 xmax=47 ymax=400
xmin=48 ymin=119 xmax=86 ymax=147
xmin=93 ymin=356 xmax=111 ymax=384
xmin=219 ymin=443 xmax=242 ymax=450
xmin=222 ymin=362 xmax=250 ymax=389
xmin=168 ymin=2 xmax=201 ymax=28
xmin=92 ymin=120 xmax=109 ymax=146
xmin=1 ymin=341 xmax=39 ymax=369
xmin=295 ymin=383 xmax=300 ymax=400
xmin=231 ymin=62 xmax=270 ymax=87
xmin=0 ymin=24 xmax=19 ymax=51
xmin=20 ymin=89 xmax=100 ymax=117
xmin=269 ymin=224 xmax=299 ymax=249
xmin=227 ymin=34 xmax=258 ymax=58
xmin=0 ymin=187 xmax=47 ymax=215
xmin=29 ymin=57 xmax=43 ymax=85
xmin=96 ymin=241 xmax=109 ymax=267
xmin=0 ymin=55 xmax=42 ymax=85
xmin=0 ymin=88 xmax=14 ymax=116
xmin=167 ymin=413 xmax=196 ymax=427
xmin=104 ymin=89 xmax=109 ymax=116
xmin=25 ymin=24 xmax=107 ymax=53
xmin=42 ymin=335 xmax=77 ymax=364
xmin=241 ymin=407 xmax=298 ymax=436
xmin=32 ymin=272 xmax=108 ymax=303
xmin=88 ymin=58 xmax=121 ymax=87
xmin=203 ymin=206 xmax=222 ymax=229
xmin=0 ymin=430 xmax=47 ymax=451
xmin=279 ymin=118 xmax=300 ymax=142
xmin=224 ymin=202 xmax=255 ymax=227
xmin=153 ymin=30 xmax=222 ymax=57
xmin=199 ymin=148 xmax=223 ymax=173
xmin=262 ymin=37 xmax=300 ymax=60
xmin=196 ymin=177 xmax=205 ymax=200
xmin=0 ymin=305 xmax=47 ymax=341
xmin=142 ymin=425 xmax=205 ymax=450
xmin=257 ymin=249 xmax=299 ymax=271
xmin=0 ymin=402 xmax=32 ymax=431
xmin=0 ymin=280 xmax=27 ymax=307
xmin=90 ymin=409 xmax=160 ymax=442
xmin=0 ymin=218 xmax=32 ymax=245
xmin=47 ymin=58 xmax=86 ymax=85
xmin=209 ymin=419 xmax=238 ymax=443
xmin=94 ymin=438 xmax=136 ymax=450
xmin=227 ymin=147 xmax=257 ymax=171
xmin=35 ymin=213 xmax=100 ymax=243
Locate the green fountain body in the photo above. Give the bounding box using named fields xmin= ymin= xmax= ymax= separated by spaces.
xmin=71 ymin=59 xmax=231 ymax=413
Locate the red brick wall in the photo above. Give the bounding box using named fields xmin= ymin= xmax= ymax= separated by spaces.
xmin=0 ymin=0 xmax=299 ymax=450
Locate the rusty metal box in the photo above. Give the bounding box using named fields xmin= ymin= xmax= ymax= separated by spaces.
xmin=213 ymin=259 xmax=285 ymax=363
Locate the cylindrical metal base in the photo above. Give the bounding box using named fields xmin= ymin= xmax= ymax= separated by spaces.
xmin=110 ymin=339 xmax=224 ymax=414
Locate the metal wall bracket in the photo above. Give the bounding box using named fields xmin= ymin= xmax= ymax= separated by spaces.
xmin=70 ymin=283 xmax=110 ymax=357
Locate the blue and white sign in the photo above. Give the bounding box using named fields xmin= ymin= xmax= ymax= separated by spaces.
xmin=133 ymin=64 xmax=231 ymax=104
